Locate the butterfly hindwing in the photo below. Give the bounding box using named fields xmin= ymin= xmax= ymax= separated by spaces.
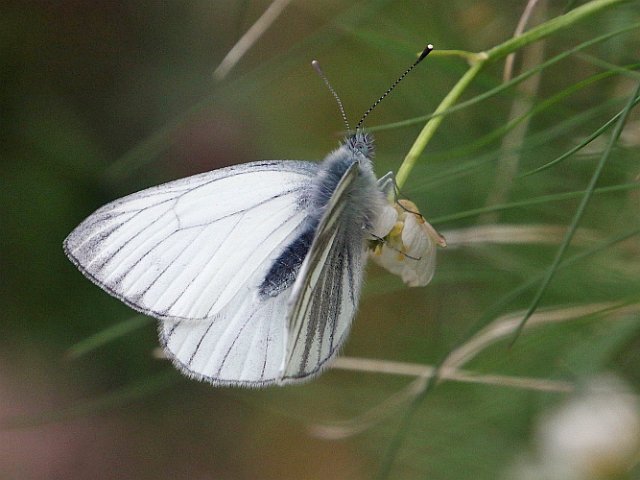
xmin=282 ymin=161 xmax=367 ymax=382
xmin=159 ymin=289 xmax=291 ymax=386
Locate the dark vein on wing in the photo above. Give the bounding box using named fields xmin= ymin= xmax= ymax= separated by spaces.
xmin=65 ymin=168 xmax=318 ymax=327
xmin=164 ymin=320 xmax=182 ymax=342
xmin=261 ymin=327 xmax=271 ymax=380
xmin=300 ymin=269 xmax=325 ymax=372
xmin=200 ymin=208 xmax=303 ymax=319
xmin=142 ymin=188 xmax=303 ymax=320
xmin=91 ymin=207 xmax=175 ymax=273
xmin=171 ymin=188 xmax=305 ymax=318
xmin=309 ymin=235 xmax=344 ymax=371
xmin=311 ymin=251 xmax=336 ymax=372
xmin=162 ymin=212 xmax=245 ymax=319
xmin=77 ymin=163 xmax=311 ymax=253
xmin=125 ymin=226 xmax=207 ymax=302
xmin=216 ymin=309 xmax=258 ymax=377
xmin=187 ymin=321 xmax=215 ymax=367
xmin=91 ymin=183 xmax=303 ymax=274
xmin=328 ymin=243 xmax=345 ymax=357
xmin=289 ymin=225 xmax=340 ymax=375
xmin=347 ymin=245 xmax=357 ymax=307
xmin=80 ymin=193 xmax=183 ymax=253
xmin=242 ymin=308 xmax=270 ymax=382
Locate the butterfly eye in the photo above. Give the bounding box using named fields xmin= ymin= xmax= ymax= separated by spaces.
xmin=354 ymin=142 xmax=368 ymax=156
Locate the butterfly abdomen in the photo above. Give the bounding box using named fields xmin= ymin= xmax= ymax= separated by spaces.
xmin=259 ymin=224 xmax=316 ymax=298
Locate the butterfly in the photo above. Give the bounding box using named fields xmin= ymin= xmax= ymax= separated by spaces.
xmin=63 ymin=45 xmax=443 ymax=386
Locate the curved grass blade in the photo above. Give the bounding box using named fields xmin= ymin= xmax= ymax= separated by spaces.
xmin=66 ymin=315 xmax=153 ymax=360
xmin=402 ymin=67 xmax=636 ymax=185
xmin=576 ymin=52 xmax=640 ymax=80
xmin=406 ymin=97 xmax=626 ymax=193
xmin=429 ymin=182 xmax=640 ymax=224
xmin=452 ymin=67 xmax=639 ymax=160
xmin=103 ymin=0 xmax=395 ymax=182
xmin=475 ymin=226 xmax=640 ymax=334
xmin=510 ymin=80 xmax=640 ymax=345
xmin=520 ymin=92 xmax=640 ymax=177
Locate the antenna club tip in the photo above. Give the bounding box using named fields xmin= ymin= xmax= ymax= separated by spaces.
xmin=311 ymin=59 xmax=324 ymax=75
xmin=418 ymin=44 xmax=434 ymax=61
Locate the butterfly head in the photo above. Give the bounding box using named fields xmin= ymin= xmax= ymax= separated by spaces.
xmin=346 ymin=131 xmax=375 ymax=159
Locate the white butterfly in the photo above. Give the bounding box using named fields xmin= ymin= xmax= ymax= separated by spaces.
xmin=64 ymin=46 xmax=443 ymax=387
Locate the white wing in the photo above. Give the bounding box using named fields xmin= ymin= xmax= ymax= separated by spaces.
xmin=65 ymin=160 xmax=323 ymax=387
xmin=282 ymin=162 xmax=367 ymax=383
xmin=157 ymin=164 xmax=366 ymax=387
xmin=159 ymin=290 xmax=292 ymax=386
xmin=64 ymin=161 xmax=317 ymax=321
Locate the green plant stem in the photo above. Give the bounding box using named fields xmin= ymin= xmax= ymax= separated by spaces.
xmin=395 ymin=0 xmax=631 ymax=189
xmin=370 ymin=21 xmax=640 ymax=134
xmin=395 ymin=61 xmax=484 ymax=188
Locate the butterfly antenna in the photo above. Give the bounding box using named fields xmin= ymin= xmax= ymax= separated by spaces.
xmin=312 ymin=59 xmax=351 ymax=132
xmin=356 ymin=44 xmax=433 ymax=131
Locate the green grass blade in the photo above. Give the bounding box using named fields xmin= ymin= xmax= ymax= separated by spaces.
xmin=576 ymin=52 xmax=640 ymax=80
xmin=520 ymin=92 xmax=640 ymax=177
xmin=102 ymin=0 xmax=395 ymax=182
xmin=406 ymin=68 xmax=635 ymax=180
xmin=66 ymin=314 xmax=153 ymax=359
xmin=430 ymin=182 xmax=640 ymax=224
xmin=464 ymin=67 xmax=638 ymax=157
xmin=476 ymin=226 xmax=640 ymax=333
xmin=510 ymin=80 xmax=640 ymax=345
xmin=406 ymin=97 xmax=626 ymax=192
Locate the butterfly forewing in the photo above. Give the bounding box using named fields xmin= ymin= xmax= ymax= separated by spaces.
xmin=64 ymin=161 xmax=317 ymax=322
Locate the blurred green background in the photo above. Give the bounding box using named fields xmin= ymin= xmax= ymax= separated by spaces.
xmin=2 ymin=1 xmax=640 ymax=479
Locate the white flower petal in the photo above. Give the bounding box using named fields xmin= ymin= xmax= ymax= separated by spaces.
xmin=368 ymin=199 xmax=445 ymax=287
xmin=371 ymin=202 xmax=399 ymax=239
xmin=536 ymin=375 xmax=640 ymax=479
